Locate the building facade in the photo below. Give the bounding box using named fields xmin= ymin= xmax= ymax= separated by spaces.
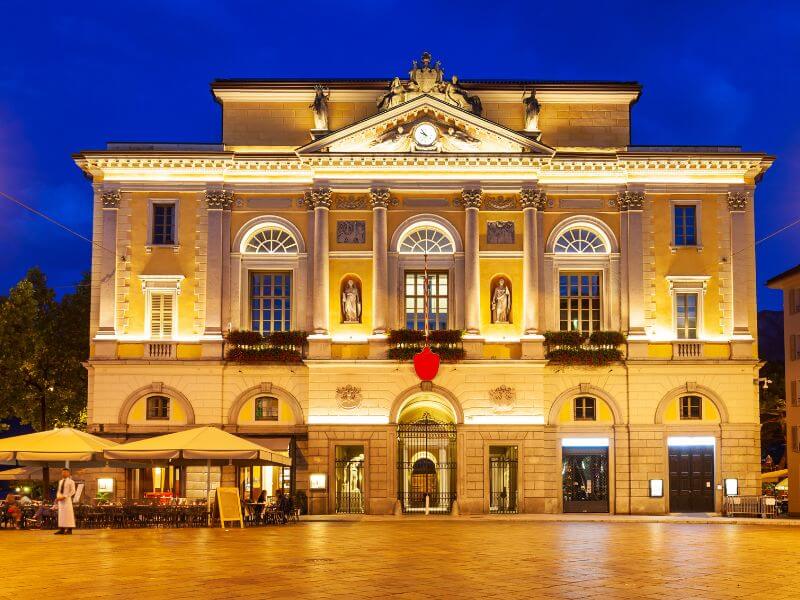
xmin=74 ymin=54 xmax=773 ymax=514
xmin=767 ymin=265 xmax=800 ymax=516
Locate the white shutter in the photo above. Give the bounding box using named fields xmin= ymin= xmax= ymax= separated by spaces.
xmin=150 ymin=292 xmax=175 ymax=339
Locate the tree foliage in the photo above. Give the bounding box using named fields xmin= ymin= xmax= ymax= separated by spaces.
xmin=0 ymin=268 xmax=89 ymax=430
xmin=759 ymin=360 xmax=786 ymax=465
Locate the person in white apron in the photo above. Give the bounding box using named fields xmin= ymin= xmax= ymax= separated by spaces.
xmin=54 ymin=468 xmax=76 ymax=535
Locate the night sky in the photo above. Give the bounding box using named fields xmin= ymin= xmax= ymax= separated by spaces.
xmin=1 ymin=1 xmax=798 ymax=309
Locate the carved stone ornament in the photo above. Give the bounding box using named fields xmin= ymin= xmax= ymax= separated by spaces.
xmin=727 ymin=191 xmax=749 ymax=212
xmin=483 ymin=195 xmax=518 ymax=211
xmin=101 ymin=189 xmax=121 ymax=208
xmin=376 ymin=52 xmax=483 ymax=115
xmin=616 ymin=190 xmax=645 ymax=211
xmin=336 ymin=385 xmax=363 ymax=410
xmin=369 ymin=188 xmax=393 ymax=209
xmin=459 ymin=188 xmax=483 ymax=209
xmin=489 ymin=385 xmax=515 ymax=412
xmin=333 ymin=194 xmax=369 ymax=210
xmin=309 ymin=187 xmax=332 ymax=209
xmin=487 ymin=221 xmax=515 ymax=244
xmin=206 ymin=189 xmax=234 ymax=210
xmin=520 ymin=188 xmax=547 ymax=210
xmin=336 ymin=221 xmax=366 ymax=244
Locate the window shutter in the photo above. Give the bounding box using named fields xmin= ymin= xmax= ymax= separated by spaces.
xmin=150 ymin=292 xmax=175 ymax=339
xmin=793 ymin=381 xmax=799 ymax=407
xmin=793 ymin=426 xmax=800 ymax=453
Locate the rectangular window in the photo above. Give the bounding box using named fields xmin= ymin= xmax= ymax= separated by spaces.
xmin=250 ymin=272 xmax=292 ymax=334
xmin=559 ymin=272 xmax=601 ymax=333
xmin=151 ymin=202 xmax=176 ymax=246
xmin=405 ymin=271 xmax=448 ymax=331
xmin=680 ymin=396 xmax=702 ymax=420
xmin=149 ymin=292 xmax=175 ymax=339
xmin=146 ymin=396 xmax=170 ymax=420
xmin=790 ymin=289 xmax=800 ymax=315
xmin=673 ymin=205 xmax=697 ymax=246
xmin=254 ymin=397 xmax=279 ymax=421
xmin=792 ymin=335 xmax=800 ymax=362
xmin=791 ymin=381 xmax=799 ymax=407
xmin=675 ymin=292 xmax=698 ymax=339
xmin=793 ymin=426 xmax=800 ymax=453
xmin=574 ymin=397 xmax=597 ymax=421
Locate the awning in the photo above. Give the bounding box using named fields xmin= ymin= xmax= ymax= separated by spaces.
xmin=776 ymin=478 xmax=789 ymax=491
xmin=244 ymin=437 xmax=292 ymax=453
xmin=0 ymin=466 xmax=43 ymax=481
xmin=104 ymin=426 xmax=291 ymax=466
xmin=0 ymin=427 xmax=118 ymax=462
xmin=761 ymin=469 xmax=788 ymax=483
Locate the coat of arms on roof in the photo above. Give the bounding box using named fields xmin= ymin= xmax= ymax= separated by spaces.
xmin=377 ymin=52 xmax=483 ymax=115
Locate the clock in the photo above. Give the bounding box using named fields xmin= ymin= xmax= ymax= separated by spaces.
xmin=413 ymin=123 xmax=438 ymax=147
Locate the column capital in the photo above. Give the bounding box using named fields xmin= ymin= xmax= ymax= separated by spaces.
xmin=369 ymin=187 xmax=391 ymax=209
xmin=520 ymin=188 xmax=547 ymax=210
xmin=101 ymin=189 xmax=121 ymax=209
xmin=306 ymin=187 xmax=332 ymax=209
xmin=727 ymin=191 xmax=750 ymax=212
xmin=616 ymin=190 xmax=645 ymax=212
xmin=205 ymin=189 xmax=234 ymax=210
xmin=460 ymin=188 xmax=483 ymax=209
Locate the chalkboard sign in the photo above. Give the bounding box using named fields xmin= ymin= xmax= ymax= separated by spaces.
xmin=216 ymin=487 xmax=243 ymax=528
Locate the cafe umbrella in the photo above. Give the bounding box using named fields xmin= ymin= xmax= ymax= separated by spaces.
xmin=103 ymin=426 xmax=292 ymax=514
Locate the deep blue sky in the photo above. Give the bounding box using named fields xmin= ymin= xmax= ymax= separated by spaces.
xmin=1 ymin=1 xmax=798 ymax=309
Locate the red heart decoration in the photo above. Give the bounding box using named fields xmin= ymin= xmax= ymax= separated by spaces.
xmin=413 ymin=346 xmax=440 ymax=381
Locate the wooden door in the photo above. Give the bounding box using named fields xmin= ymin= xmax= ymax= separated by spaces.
xmin=669 ymin=445 xmax=715 ymax=512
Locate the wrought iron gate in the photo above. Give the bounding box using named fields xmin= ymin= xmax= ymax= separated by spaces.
xmin=562 ymin=447 xmax=609 ymax=513
xmin=397 ymin=413 xmax=457 ymax=514
xmin=489 ymin=446 xmax=518 ymax=513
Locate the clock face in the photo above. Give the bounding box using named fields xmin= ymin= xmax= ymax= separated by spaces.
xmin=414 ymin=123 xmax=438 ymax=147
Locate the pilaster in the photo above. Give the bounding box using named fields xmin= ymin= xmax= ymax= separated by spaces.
xmin=462 ymin=188 xmax=482 ymax=337
xmin=728 ymin=191 xmax=752 ymax=337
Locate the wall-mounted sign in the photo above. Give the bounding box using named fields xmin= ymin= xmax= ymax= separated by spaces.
xmin=310 ymin=473 xmax=327 ymax=491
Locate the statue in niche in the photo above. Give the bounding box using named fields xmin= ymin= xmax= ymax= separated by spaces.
xmin=444 ymin=75 xmax=482 ymax=115
xmin=341 ymin=279 xmax=362 ymax=323
xmin=346 ymin=454 xmax=364 ymax=493
xmin=309 ymin=85 xmax=330 ymax=130
xmin=377 ymin=77 xmax=406 ymax=111
xmin=491 ymin=278 xmax=511 ymax=324
xmin=523 ymin=92 xmax=540 ymax=132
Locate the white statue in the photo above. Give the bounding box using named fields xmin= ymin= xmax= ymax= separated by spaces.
xmin=346 ymin=455 xmax=363 ymax=493
xmin=342 ymin=279 xmax=362 ymax=323
xmin=523 ymin=92 xmax=540 ymax=132
xmin=309 ymin=85 xmax=330 ymax=130
xmin=377 ymin=77 xmax=405 ymax=111
xmin=491 ymin=278 xmax=511 ymax=323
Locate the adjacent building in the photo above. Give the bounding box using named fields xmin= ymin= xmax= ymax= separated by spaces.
xmin=767 ymin=264 xmax=800 ymax=516
xmin=74 ymin=53 xmax=773 ymax=514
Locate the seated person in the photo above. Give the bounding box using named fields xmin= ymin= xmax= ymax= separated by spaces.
xmin=254 ymin=490 xmax=267 ymax=521
xmin=4 ymin=494 xmax=22 ymax=529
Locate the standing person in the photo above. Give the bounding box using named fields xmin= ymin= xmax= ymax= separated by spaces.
xmin=54 ymin=468 xmax=76 ymax=535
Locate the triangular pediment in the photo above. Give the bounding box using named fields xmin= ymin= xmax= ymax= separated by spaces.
xmin=297 ymin=95 xmax=554 ymax=155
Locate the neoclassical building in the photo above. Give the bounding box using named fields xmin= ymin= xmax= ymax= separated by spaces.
xmin=74 ymin=53 xmax=773 ymax=514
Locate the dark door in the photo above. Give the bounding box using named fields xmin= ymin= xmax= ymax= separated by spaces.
xmin=562 ymin=447 xmax=609 ymax=513
xmin=669 ymin=445 xmax=715 ymax=512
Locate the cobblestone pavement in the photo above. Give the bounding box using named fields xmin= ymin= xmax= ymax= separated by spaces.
xmin=1 ymin=521 xmax=798 ymax=599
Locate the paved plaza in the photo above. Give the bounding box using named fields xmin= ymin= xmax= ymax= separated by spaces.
xmin=1 ymin=520 xmax=799 ymax=599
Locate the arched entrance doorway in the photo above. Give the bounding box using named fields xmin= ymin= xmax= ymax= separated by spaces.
xmin=396 ymin=393 xmax=457 ymax=514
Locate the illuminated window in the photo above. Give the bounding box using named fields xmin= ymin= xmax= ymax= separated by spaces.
xmin=398 ymin=226 xmax=454 ymax=254
xmin=405 ymin=271 xmax=448 ymax=330
xmin=255 ymin=397 xmax=279 ymax=421
xmin=244 ymin=227 xmax=298 ymax=254
xmin=574 ymin=397 xmax=596 ymax=421
xmin=151 ymin=202 xmax=176 ymax=246
xmin=146 ymin=396 xmax=170 ymax=420
xmin=250 ymin=272 xmax=291 ymax=333
xmin=673 ymin=205 xmax=697 ymax=246
xmin=553 ymin=227 xmax=608 ymax=254
xmin=679 ymin=396 xmax=702 ymax=420
xmin=675 ymin=293 xmax=698 ymax=339
xmin=559 ymin=272 xmax=601 ymax=333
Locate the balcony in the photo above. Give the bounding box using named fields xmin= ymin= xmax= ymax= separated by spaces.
xmin=543 ymin=331 xmax=626 ymax=366
xmin=386 ymin=329 xmax=466 ymax=362
xmin=224 ymin=330 xmax=308 ymax=363
xmin=146 ymin=342 xmax=176 ymax=360
xmin=673 ymin=340 xmax=704 ymax=359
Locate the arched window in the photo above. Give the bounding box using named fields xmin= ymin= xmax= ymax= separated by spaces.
xmin=146 ymin=395 xmax=170 ymax=420
xmin=554 ymin=227 xmax=608 ymax=254
xmin=244 ymin=227 xmax=299 ymax=254
xmin=398 ymin=225 xmax=455 ymax=254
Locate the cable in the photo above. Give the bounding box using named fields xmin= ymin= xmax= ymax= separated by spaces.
xmin=733 ymin=215 xmax=800 ymax=257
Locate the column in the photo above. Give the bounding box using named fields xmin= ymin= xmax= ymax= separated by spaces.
xmin=97 ymin=189 xmax=120 ymax=337
xmin=311 ymin=187 xmax=332 ymax=335
xmin=370 ymin=188 xmax=390 ymax=334
xmin=462 ymin=188 xmax=482 ymax=335
xmin=520 ymin=188 xmax=546 ymax=334
xmin=728 ymin=191 xmax=751 ymax=336
xmin=618 ymin=190 xmax=646 ymax=335
xmin=204 ymin=189 xmax=233 ymax=337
